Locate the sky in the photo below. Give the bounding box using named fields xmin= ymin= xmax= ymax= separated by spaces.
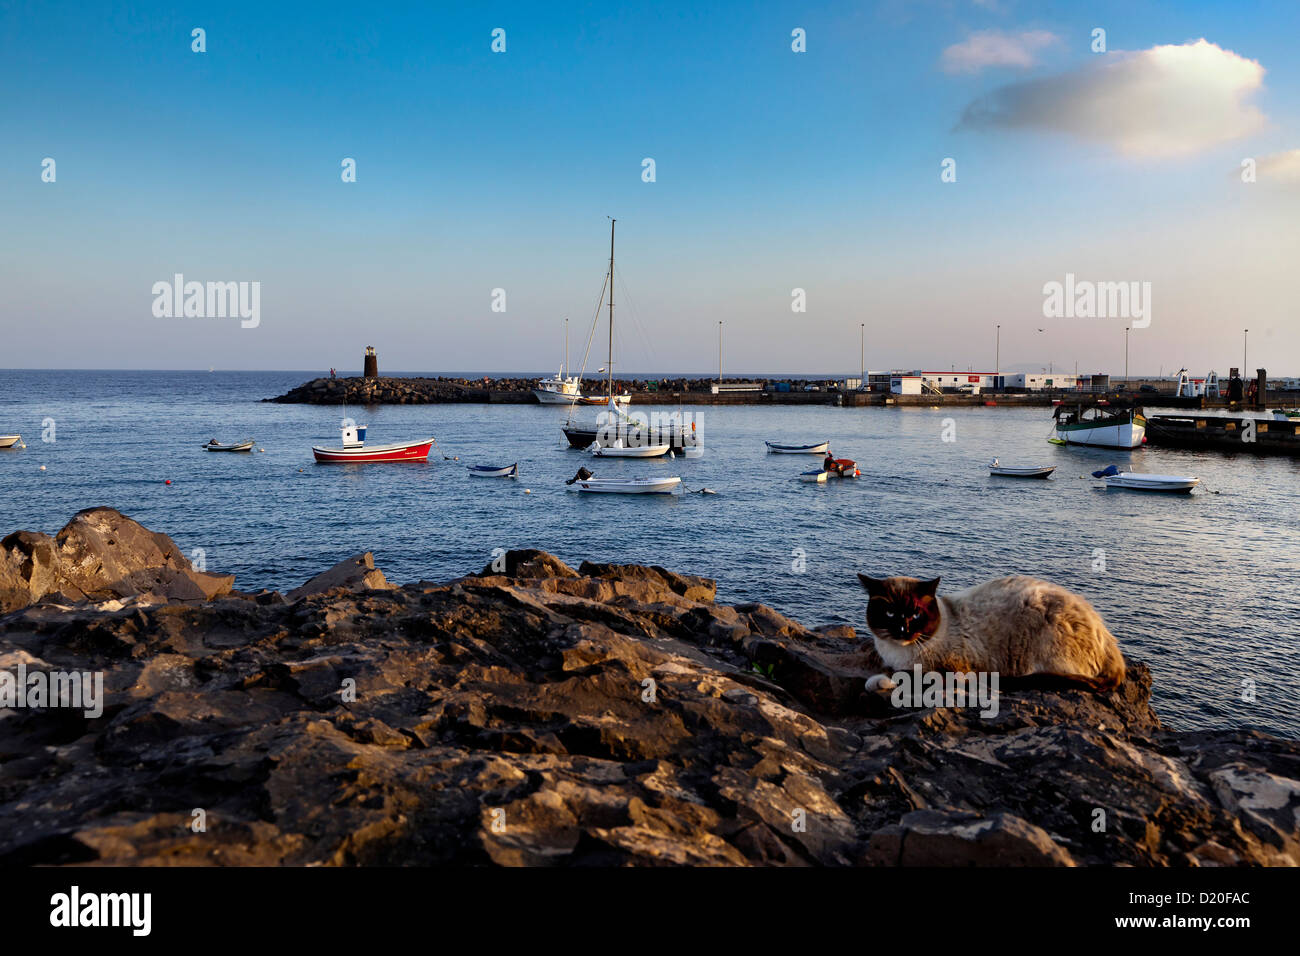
xmin=2 ymin=0 xmax=1297 ymax=375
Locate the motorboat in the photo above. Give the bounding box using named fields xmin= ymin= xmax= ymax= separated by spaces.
xmin=570 ymin=475 xmax=681 ymax=495
xmin=766 ymin=440 xmax=831 ymax=454
xmin=0 ymin=435 xmax=21 ymax=449
xmin=467 ymin=463 xmax=518 ymax=478
xmin=203 ymin=439 xmax=255 ymax=453
xmin=989 ymin=458 xmax=1055 ymax=478
xmin=312 ymin=424 xmax=434 ymax=463
xmin=1092 ymin=465 xmax=1198 ymax=493
xmin=1053 ymin=405 xmax=1145 ymax=449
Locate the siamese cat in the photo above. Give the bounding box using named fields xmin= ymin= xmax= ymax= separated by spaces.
xmin=857 ymin=574 xmax=1125 ymax=692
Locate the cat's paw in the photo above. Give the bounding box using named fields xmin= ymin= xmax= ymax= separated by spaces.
xmin=865 ymin=673 xmax=898 ymax=693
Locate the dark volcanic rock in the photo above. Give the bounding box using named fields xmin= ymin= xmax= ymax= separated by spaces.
xmin=0 ymin=508 xmax=233 ymax=612
xmin=0 ymin=533 xmax=1296 ymax=867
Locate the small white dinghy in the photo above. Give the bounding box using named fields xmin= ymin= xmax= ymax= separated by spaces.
xmin=799 ymin=469 xmax=829 ymax=483
xmin=203 ymin=439 xmax=255 ymax=452
xmin=0 ymin=435 xmax=21 ymax=449
xmin=467 ymin=463 xmax=518 ymax=478
xmin=572 ymin=476 xmax=681 ymax=495
xmin=1092 ymin=465 xmax=1198 ymax=493
xmin=989 ymin=458 xmax=1055 ymax=479
xmin=766 ymin=440 xmax=830 ymax=454
xmin=588 ymin=440 xmax=671 ymax=458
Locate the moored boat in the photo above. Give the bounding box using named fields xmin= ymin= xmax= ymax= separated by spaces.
xmin=0 ymin=435 xmax=21 ymax=449
xmin=1053 ymin=405 xmax=1145 ymax=449
xmin=766 ymin=440 xmax=831 ymax=455
xmin=570 ymin=475 xmax=681 ymax=495
xmin=467 ymin=462 xmax=518 ymax=478
xmin=989 ymin=458 xmax=1055 ymax=478
xmin=312 ymin=424 xmax=434 ymax=463
xmin=589 ymin=441 xmax=670 ymax=458
xmin=203 ymin=438 xmax=255 ymax=453
xmin=1092 ymin=465 xmax=1198 ymax=493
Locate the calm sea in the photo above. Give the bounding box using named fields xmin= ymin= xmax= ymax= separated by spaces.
xmin=2 ymin=369 xmax=1297 ymax=737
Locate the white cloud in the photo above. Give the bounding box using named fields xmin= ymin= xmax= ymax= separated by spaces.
xmin=941 ymin=30 xmax=1058 ymax=74
xmin=959 ymin=39 xmax=1268 ymax=158
xmin=1254 ymin=149 xmax=1300 ymax=182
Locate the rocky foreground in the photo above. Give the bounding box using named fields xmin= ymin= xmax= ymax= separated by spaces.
xmin=1 ymin=508 xmax=1298 ymax=866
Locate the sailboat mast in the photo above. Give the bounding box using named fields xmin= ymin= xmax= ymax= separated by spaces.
xmin=564 ymin=317 xmax=568 ymax=378
xmin=607 ymin=218 xmax=615 ymax=402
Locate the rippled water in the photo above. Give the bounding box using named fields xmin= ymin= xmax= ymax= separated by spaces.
xmin=2 ymin=370 xmax=1297 ymax=737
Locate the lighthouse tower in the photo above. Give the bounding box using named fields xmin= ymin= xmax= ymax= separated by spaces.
xmin=363 ymin=346 xmax=378 ymax=379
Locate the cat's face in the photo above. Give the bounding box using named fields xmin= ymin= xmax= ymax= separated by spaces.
xmin=856 ymin=574 xmax=941 ymax=645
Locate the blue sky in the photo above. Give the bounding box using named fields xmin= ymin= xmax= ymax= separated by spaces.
xmin=2 ymin=0 xmax=1297 ymax=374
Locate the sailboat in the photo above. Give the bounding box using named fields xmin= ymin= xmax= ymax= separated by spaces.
xmin=562 ymin=220 xmax=686 ymax=451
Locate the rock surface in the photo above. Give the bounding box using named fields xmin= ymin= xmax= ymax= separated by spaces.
xmin=0 ymin=508 xmax=233 ymax=612
xmin=0 ymin=522 xmax=1297 ymax=867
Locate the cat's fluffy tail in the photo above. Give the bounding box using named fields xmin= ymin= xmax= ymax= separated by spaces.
xmin=1001 ymin=668 xmax=1123 ymax=694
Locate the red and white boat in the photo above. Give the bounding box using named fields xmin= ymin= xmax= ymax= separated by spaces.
xmin=312 ymin=424 xmax=435 ymax=463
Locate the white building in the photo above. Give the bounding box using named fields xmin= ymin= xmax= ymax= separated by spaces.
xmin=921 ymin=372 xmax=998 ymax=392
xmin=1001 ymin=372 xmax=1081 ymax=391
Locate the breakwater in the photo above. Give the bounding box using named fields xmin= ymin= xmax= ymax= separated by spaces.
xmin=266 ymin=375 xmax=1099 ymax=406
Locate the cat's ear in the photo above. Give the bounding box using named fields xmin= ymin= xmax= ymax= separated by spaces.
xmin=919 ymin=577 xmax=941 ymax=597
xmin=857 ymin=573 xmax=886 ymax=596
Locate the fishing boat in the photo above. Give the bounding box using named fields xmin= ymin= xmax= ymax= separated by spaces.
xmin=1052 ymin=405 xmax=1146 ymax=449
xmin=203 ymin=438 xmax=255 ymax=453
xmin=1092 ymin=465 xmax=1198 ymax=493
xmin=561 ymin=219 xmax=675 ymax=447
xmin=589 ymin=440 xmax=670 ymax=458
xmin=571 ymin=475 xmax=681 ymax=495
xmin=799 ymin=469 xmax=829 ymax=483
xmin=0 ymin=435 xmax=21 ymax=449
xmin=312 ymin=424 xmax=434 ymax=463
xmin=989 ymin=458 xmax=1055 ymax=479
xmin=467 ymin=463 xmax=518 ymax=478
xmin=766 ymin=440 xmax=831 ymax=454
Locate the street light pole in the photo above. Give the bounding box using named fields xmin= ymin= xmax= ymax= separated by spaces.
xmin=995 ymin=325 xmax=1001 ymax=387
xmin=1125 ymin=327 xmax=1130 ymax=385
xmin=860 ymin=323 xmax=864 ymax=389
xmin=1243 ymin=328 xmax=1249 ymax=374
xmin=718 ymin=321 xmax=722 ymax=383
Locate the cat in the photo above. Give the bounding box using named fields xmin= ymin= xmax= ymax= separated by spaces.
xmin=856 ymin=573 xmax=1125 ymax=692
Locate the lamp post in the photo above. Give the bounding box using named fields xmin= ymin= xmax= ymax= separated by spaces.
xmin=1125 ymin=326 xmax=1130 ymax=385
xmin=718 ymin=321 xmax=722 ymax=383
xmin=859 ymin=323 xmax=864 ymax=390
xmin=995 ymin=325 xmax=1001 ymax=388
xmin=1243 ymin=328 xmax=1249 ymax=375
